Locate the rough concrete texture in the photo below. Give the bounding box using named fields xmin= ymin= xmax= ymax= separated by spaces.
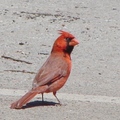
xmin=0 ymin=0 xmax=120 ymax=120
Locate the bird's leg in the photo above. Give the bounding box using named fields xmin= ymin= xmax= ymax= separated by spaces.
xmin=42 ymin=93 xmax=44 ymax=102
xmin=53 ymin=92 xmax=61 ymax=105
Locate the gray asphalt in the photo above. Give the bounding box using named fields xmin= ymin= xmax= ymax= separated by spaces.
xmin=0 ymin=0 xmax=120 ymax=120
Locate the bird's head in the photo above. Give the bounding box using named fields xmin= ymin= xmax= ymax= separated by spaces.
xmin=52 ymin=30 xmax=79 ymax=55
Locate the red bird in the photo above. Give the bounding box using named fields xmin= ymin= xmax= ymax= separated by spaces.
xmin=10 ymin=30 xmax=79 ymax=109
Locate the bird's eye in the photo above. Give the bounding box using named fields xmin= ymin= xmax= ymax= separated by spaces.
xmin=66 ymin=38 xmax=72 ymax=42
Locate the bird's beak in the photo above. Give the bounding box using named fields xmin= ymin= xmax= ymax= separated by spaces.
xmin=69 ymin=38 xmax=79 ymax=46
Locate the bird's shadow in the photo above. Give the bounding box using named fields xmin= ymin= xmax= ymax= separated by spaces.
xmin=22 ymin=100 xmax=59 ymax=109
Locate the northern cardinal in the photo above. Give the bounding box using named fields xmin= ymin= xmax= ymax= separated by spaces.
xmin=10 ymin=30 xmax=79 ymax=109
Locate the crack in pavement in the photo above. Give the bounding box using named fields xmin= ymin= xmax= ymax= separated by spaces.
xmin=0 ymin=88 xmax=120 ymax=104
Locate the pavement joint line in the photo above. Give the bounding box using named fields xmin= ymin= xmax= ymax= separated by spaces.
xmin=1 ymin=88 xmax=120 ymax=104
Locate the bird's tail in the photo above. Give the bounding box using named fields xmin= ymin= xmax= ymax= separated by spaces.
xmin=10 ymin=86 xmax=48 ymax=109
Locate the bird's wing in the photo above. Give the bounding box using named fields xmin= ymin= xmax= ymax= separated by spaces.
xmin=32 ymin=55 xmax=70 ymax=89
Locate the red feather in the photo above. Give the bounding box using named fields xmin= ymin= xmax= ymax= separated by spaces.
xmin=10 ymin=30 xmax=79 ymax=109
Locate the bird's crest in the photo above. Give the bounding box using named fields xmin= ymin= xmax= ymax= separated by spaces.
xmin=58 ymin=30 xmax=75 ymax=39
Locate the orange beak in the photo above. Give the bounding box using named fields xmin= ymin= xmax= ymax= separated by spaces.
xmin=69 ymin=38 xmax=79 ymax=46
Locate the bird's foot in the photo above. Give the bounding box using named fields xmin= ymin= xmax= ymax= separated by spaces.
xmin=55 ymin=103 xmax=62 ymax=106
